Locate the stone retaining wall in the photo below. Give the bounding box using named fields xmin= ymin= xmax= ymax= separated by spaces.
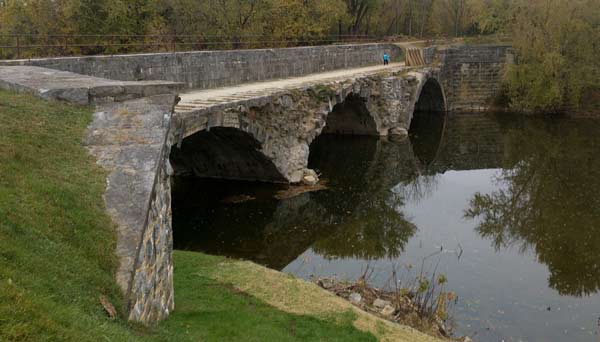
xmin=438 ymin=45 xmax=513 ymax=111
xmin=127 ymin=131 xmax=175 ymax=322
xmin=1 ymin=44 xmax=402 ymax=90
xmin=87 ymin=94 xmax=177 ymax=324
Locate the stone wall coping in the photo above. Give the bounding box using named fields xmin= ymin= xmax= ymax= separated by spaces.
xmin=0 ymin=65 xmax=183 ymax=105
xmin=0 ymin=43 xmax=398 ymax=64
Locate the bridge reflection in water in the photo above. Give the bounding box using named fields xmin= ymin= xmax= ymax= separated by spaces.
xmin=171 ymin=112 xmax=600 ymax=342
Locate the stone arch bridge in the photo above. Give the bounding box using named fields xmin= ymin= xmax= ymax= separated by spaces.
xmin=0 ymin=43 xmax=512 ymax=323
xmin=171 ymin=67 xmax=446 ymax=184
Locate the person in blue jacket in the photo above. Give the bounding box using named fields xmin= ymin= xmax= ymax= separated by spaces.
xmin=383 ymin=52 xmax=390 ymax=65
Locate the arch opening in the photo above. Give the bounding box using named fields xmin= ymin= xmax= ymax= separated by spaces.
xmin=169 ymin=128 xmax=288 ymax=266
xmin=409 ymin=78 xmax=447 ymax=168
xmin=321 ymin=93 xmax=378 ymax=136
xmin=169 ymin=127 xmax=286 ymax=183
xmin=413 ymin=78 xmax=446 ymax=114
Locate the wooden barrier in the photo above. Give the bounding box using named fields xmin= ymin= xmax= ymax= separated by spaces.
xmin=406 ymin=48 xmax=426 ymax=66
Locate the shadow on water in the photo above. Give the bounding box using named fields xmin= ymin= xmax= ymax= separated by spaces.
xmin=409 ymin=110 xmax=446 ymax=170
xmin=172 ymin=134 xmax=421 ymax=269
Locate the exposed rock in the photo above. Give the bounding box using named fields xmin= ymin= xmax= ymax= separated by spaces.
xmin=317 ymin=278 xmax=335 ymax=290
xmin=289 ymin=170 xmax=305 ymax=184
xmin=349 ymin=292 xmax=362 ymax=304
xmin=302 ymin=175 xmax=318 ymax=186
xmin=373 ymin=298 xmax=392 ymax=309
xmin=315 ymin=276 xmax=455 ymax=339
xmin=389 ymin=127 xmax=409 ymax=137
xmin=302 ymin=169 xmax=319 ymax=186
xmin=381 ymin=305 xmax=396 ymax=317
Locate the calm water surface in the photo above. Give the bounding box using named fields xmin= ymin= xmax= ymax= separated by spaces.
xmin=173 ymin=113 xmax=600 ymax=342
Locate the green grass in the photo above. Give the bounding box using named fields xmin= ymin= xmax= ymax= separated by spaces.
xmin=161 ymin=251 xmax=376 ymax=342
xmin=0 ymin=90 xmax=378 ymax=342
xmin=0 ymin=90 xmax=141 ymax=341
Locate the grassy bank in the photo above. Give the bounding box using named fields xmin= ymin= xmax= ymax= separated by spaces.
xmin=163 ymin=251 xmax=442 ymax=342
xmin=0 ymin=89 xmax=440 ymax=342
xmin=0 ymin=90 xmax=144 ymax=341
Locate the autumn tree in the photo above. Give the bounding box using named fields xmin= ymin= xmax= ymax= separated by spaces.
xmin=264 ymin=0 xmax=347 ymax=43
xmin=505 ymin=0 xmax=599 ymax=113
xmin=345 ymin=0 xmax=377 ymax=35
xmin=430 ymin=0 xmax=475 ymax=37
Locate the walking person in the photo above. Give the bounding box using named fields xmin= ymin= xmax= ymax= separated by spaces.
xmin=383 ymin=52 xmax=390 ymax=65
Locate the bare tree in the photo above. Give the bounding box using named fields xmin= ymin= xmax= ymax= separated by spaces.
xmin=346 ymin=0 xmax=374 ymax=35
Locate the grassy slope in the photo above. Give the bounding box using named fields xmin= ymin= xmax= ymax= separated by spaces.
xmin=0 ymin=90 xmax=138 ymax=341
xmin=160 ymin=251 xmax=376 ymax=342
xmin=1 ymin=90 xmax=439 ymax=342
xmin=165 ymin=251 xmax=442 ymax=342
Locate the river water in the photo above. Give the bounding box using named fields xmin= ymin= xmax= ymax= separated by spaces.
xmin=173 ymin=112 xmax=600 ymax=342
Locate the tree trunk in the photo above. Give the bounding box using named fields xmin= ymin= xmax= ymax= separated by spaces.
xmin=408 ymin=0 xmax=413 ymax=36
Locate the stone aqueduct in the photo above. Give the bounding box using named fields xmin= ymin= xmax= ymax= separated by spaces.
xmin=0 ymin=43 xmax=511 ymax=322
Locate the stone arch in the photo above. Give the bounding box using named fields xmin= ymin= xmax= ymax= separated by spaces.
xmin=321 ymin=92 xmax=379 ymax=136
xmin=170 ymin=126 xmax=287 ymax=183
xmin=177 ymin=91 xmax=334 ymax=184
xmin=412 ymin=76 xmax=447 ymax=115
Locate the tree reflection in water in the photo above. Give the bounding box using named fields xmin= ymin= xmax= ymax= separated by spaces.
xmin=465 ymin=118 xmax=600 ymax=296
xmin=308 ymin=135 xmax=419 ymax=260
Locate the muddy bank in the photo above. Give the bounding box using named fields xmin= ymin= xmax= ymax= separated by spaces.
xmin=315 ymin=277 xmax=470 ymax=341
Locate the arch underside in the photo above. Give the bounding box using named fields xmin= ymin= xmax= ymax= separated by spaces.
xmin=169 ymin=127 xmax=287 ymax=183
xmin=414 ymin=78 xmax=446 ymax=113
xmin=321 ymin=93 xmax=378 ymax=136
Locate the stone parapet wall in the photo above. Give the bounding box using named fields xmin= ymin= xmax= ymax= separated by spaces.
xmin=0 ymin=66 xmax=182 ymax=105
xmin=1 ymin=44 xmax=402 ymax=90
xmin=438 ymin=45 xmax=513 ymax=111
xmin=422 ymin=47 xmax=437 ymax=65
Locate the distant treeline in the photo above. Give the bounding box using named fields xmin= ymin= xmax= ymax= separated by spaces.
xmin=0 ymin=0 xmax=575 ymax=54
xmin=0 ymin=0 xmax=598 ymax=112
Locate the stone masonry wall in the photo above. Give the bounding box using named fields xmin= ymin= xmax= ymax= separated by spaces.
xmin=438 ymin=45 xmax=512 ymax=111
xmin=127 ymin=135 xmax=175 ymax=322
xmin=1 ymin=44 xmax=402 ymax=90
xmin=87 ymin=94 xmax=177 ymax=324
